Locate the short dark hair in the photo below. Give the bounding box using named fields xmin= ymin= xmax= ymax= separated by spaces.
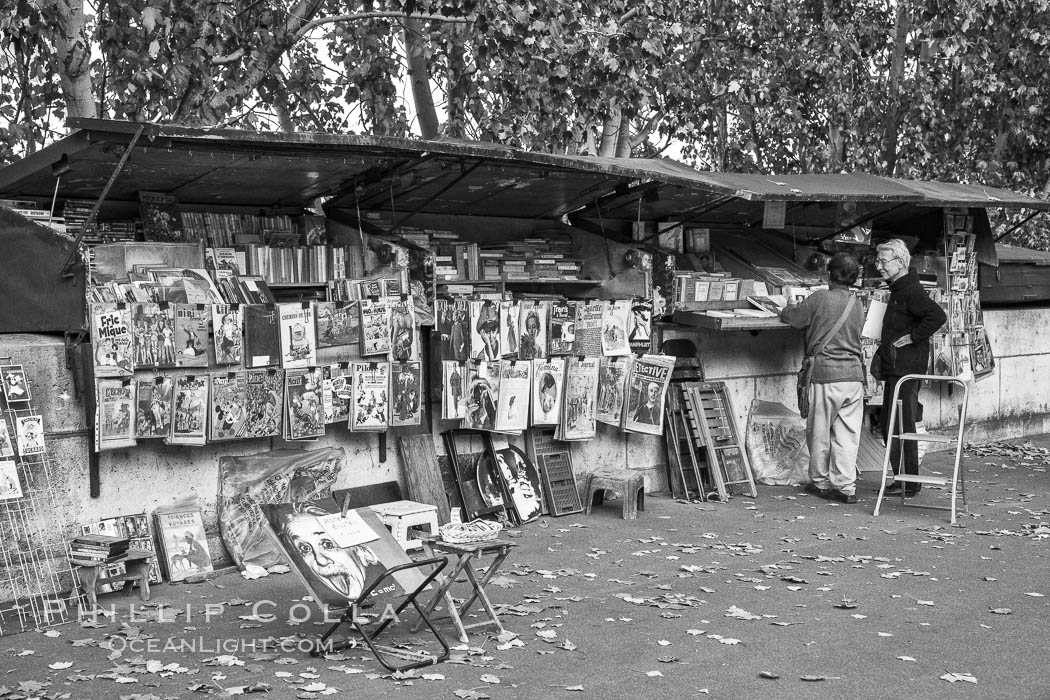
xmin=828 ymin=252 xmax=859 ymax=286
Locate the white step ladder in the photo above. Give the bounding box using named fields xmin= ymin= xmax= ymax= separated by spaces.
xmin=872 ymin=373 xmax=969 ymax=524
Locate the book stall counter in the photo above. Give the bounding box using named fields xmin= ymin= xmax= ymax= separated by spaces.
xmin=671 ymin=309 xmax=791 ymax=332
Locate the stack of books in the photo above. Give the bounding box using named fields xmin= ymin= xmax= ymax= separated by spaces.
xmin=69 ymin=533 xmax=130 ymax=563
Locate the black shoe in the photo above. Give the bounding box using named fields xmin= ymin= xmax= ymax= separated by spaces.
xmin=903 ymin=486 xmax=922 ymax=498
xmin=883 ymin=482 xmax=903 ymax=494
xmin=805 ymin=483 xmax=832 ymax=499
xmin=832 ymin=490 xmax=858 ymax=504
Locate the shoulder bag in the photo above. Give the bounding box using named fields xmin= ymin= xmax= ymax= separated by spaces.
xmin=797 ymin=296 xmax=856 ymax=418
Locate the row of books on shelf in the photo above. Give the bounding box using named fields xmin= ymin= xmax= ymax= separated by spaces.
xmin=432 ymin=238 xmax=584 ymax=281
xmin=673 ymin=272 xmax=774 ymax=305
xmin=89 ymin=269 xmax=277 ymax=306
xmin=235 ymin=243 xmax=366 ymax=283
xmin=93 ymin=361 xmax=425 ymax=450
xmin=0 ymin=198 xmax=68 ymax=234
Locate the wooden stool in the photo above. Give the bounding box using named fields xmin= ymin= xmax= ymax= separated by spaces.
xmin=414 ymin=536 xmax=516 ymax=643
xmin=71 ymin=548 xmax=153 ymax=610
xmin=584 ymin=472 xmax=645 ymax=519
xmin=370 ymin=500 xmax=440 ymax=552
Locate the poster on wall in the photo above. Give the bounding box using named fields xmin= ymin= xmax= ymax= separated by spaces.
xmin=622 ymin=354 xmax=675 ymax=436
xmin=600 ymin=299 xmax=632 ymax=357
xmin=560 ymin=357 xmax=599 ymax=441
xmin=463 ymin=360 xmax=500 ymax=432
xmin=390 ymin=362 xmax=423 ymax=428
xmin=210 ymin=372 xmax=247 ymax=442
xmin=240 ymin=368 xmax=284 ymax=439
xmin=350 ymin=362 xmax=389 ymax=432
xmin=16 ymin=414 xmax=45 ymax=456
xmin=441 ymin=361 xmax=466 ymax=420
xmin=469 ymin=300 xmax=501 ymax=360
xmin=517 ymin=301 xmax=548 ymax=360
xmin=278 ymin=303 xmax=318 ymax=369
xmin=90 ymin=303 xmax=135 ymax=377
xmin=494 ymin=361 xmax=531 ymax=433
xmin=596 ymin=356 xmax=632 ymax=426
xmin=212 ymin=304 xmax=244 ymax=365
xmin=174 ymin=304 xmax=210 ymax=368
xmin=531 ymin=358 xmax=565 ymax=427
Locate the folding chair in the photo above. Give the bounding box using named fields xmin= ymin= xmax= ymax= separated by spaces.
xmin=261 ymin=500 xmax=451 ymax=672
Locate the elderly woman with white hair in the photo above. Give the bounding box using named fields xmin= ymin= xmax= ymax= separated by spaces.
xmin=871 ymin=238 xmax=947 ymax=497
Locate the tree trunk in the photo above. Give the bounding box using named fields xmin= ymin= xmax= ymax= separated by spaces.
xmin=53 ymin=0 xmax=97 ymax=120
xmin=598 ymin=102 xmax=621 ymax=157
xmin=404 ymin=17 xmax=439 ymax=139
xmin=614 ymin=113 xmax=632 ymax=157
xmin=445 ymin=24 xmax=477 ymax=139
xmin=881 ymin=1 xmax=907 ymax=176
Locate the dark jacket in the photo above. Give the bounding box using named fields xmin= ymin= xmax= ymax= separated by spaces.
xmin=876 ymin=270 xmax=947 ymax=378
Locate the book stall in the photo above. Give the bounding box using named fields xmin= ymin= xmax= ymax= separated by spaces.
xmin=0 ymin=120 xmax=1048 ymax=635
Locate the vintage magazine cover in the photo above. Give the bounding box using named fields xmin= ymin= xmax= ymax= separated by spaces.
xmin=278 ymin=303 xmax=318 ymax=369
xmin=350 ymin=362 xmax=389 ymax=432
xmin=139 ymin=191 xmax=185 ymax=242
xmin=469 ymin=299 xmax=501 ymax=360
xmin=315 ymin=301 xmax=360 ymax=349
xmin=243 ymin=304 xmax=281 ymax=368
xmin=517 ymin=300 xmax=548 ymax=360
xmin=210 ymin=372 xmax=247 ymax=442
xmin=601 ymin=299 xmax=632 ymax=357
xmin=174 ymin=304 xmax=210 ymax=368
xmin=212 ymin=304 xmax=244 ymax=365
xmin=441 ymin=361 xmax=466 ymax=420
xmin=437 ymin=299 xmax=470 ymax=361
xmin=390 ymin=361 xmax=423 ymax=427
xmin=240 ymin=368 xmax=284 ymax=438
xmin=971 ymin=326 xmax=995 ymax=379
xmin=1 ymin=364 xmax=31 ymax=404
xmin=930 ymin=333 xmax=955 ymax=376
xmin=95 ymin=378 xmax=137 ymax=451
xmin=359 ymin=299 xmax=392 ymax=357
xmin=463 ymin=359 xmax=500 ymax=432
xmin=571 ymin=300 xmax=607 ymax=357
xmin=548 ymin=300 xmax=577 ymax=356
xmin=91 ymin=303 xmax=135 ymax=377
xmin=0 ymin=417 xmax=15 ymax=457
xmin=136 ymin=376 xmax=173 ymax=439
xmin=0 ymin=460 xmax=22 ymax=501
xmin=16 ymin=414 xmax=45 ymax=456
xmin=500 ymin=300 xmax=520 ymax=358
xmin=285 ymin=368 xmax=325 ymax=440
xmin=388 ymin=298 xmax=418 ymax=362
xmin=154 ymin=504 xmax=213 ymax=582
xmin=622 ymin=354 xmax=675 ymax=435
xmin=323 ymin=364 xmax=353 ymax=424
xmin=494 ymin=360 xmax=532 ymax=433
xmin=168 ymin=375 xmax=208 ymax=446
xmin=596 ymin=356 xmax=632 ymax=426
xmin=628 ymin=299 xmax=653 ymax=355
xmin=132 ymin=302 xmax=178 ymax=369
xmin=531 ymin=358 xmax=565 ymax=426
xmin=561 ymin=357 xmax=600 ymax=440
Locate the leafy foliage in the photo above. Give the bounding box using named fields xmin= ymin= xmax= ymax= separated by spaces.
xmin=2 ymin=0 xmax=1049 ymax=243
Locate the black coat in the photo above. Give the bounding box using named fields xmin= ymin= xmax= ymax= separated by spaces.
xmin=875 ymin=269 xmax=947 ymax=378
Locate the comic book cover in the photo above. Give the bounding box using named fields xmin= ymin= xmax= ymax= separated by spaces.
xmin=517 ymin=301 xmax=548 ymax=360
xmin=239 ymin=368 xmax=284 ymax=438
xmin=90 ymin=303 xmax=135 ymax=377
xmin=1 ymin=364 xmax=31 ymax=404
xmin=441 ymin=361 xmax=466 ymax=420
xmin=548 ymin=300 xmax=577 ymax=356
xmin=139 ymin=191 xmax=185 ymax=242
xmin=622 ymin=354 xmax=675 ymax=436
xmin=350 ymin=362 xmax=389 ymax=432
xmin=0 ymin=460 xmax=22 ymax=501
xmin=210 ymin=372 xmax=247 ymax=442
xmin=174 ymin=304 xmax=210 ymax=368
xmin=285 ymin=368 xmax=325 ymax=440
xmin=0 ymin=417 xmax=15 ymax=457
xmin=136 ymin=376 xmax=173 ymax=439
xmin=212 ymin=304 xmax=243 ymax=365
xmin=315 ymin=301 xmax=360 ymax=349
xmin=278 ymin=303 xmax=317 ymax=369
xmin=16 ymin=414 xmax=45 ymax=456
xmin=560 ymin=357 xmax=600 ymax=440
xmin=437 ymin=299 xmax=470 ymax=361
xmin=323 ymin=364 xmax=353 ymax=424
xmin=131 ymin=302 xmax=178 ymax=369
xmin=627 ymin=298 xmax=653 ymax=355
xmin=243 ymin=304 xmax=281 ymax=368
xmin=596 ymin=356 xmax=632 ymax=426
xmin=95 ymin=378 xmax=137 ymax=451
xmin=469 ymin=299 xmax=501 ymax=360
xmin=494 ymin=360 xmax=531 ymax=433
xmin=168 ymin=375 xmax=208 ymax=446
xmin=463 ymin=360 xmax=500 ymax=432
xmin=531 ymin=358 xmax=565 ymax=427
xmin=600 ymin=299 xmax=632 ymax=357
xmin=500 ymin=300 xmax=520 ymax=358
xmin=388 ymin=298 xmax=417 ymax=362
xmin=571 ymin=301 xmax=607 ymax=357
xmin=359 ymin=299 xmax=392 ymax=357
xmin=154 ymin=505 xmax=213 ymax=582
xmin=390 ymin=361 xmax=423 ymax=427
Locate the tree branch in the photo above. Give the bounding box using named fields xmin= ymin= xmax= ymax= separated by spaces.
xmin=211 ymin=48 xmax=245 ymax=65
xmin=294 ymin=11 xmax=466 ymax=42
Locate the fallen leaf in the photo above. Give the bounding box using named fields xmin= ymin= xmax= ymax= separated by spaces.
xmin=479 ymin=673 xmax=500 ymax=684
xmin=48 ymin=661 xmax=73 ymax=670
xmin=758 ymin=671 xmax=779 ymax=679
xmin=940 ymin=672 xmax=978 ymax=684
xmin=990 ymin=608 xmax=1012 ymax=615
xmin=800 ymin=675 xmax=827 ymax=681
xmin=916 ymin=600 xmax=935 ymax=606
xmin=897 ymin=656 xmax=916 ymax=662
xmin=453 ymin=690 xmax=490 ymax=700
xmin=564 ymin=685 xmax=585 ymax=691
xmin=421 ymin=673 xmax=445 ymax=680
xmin=646 ymin=671 xmax=663 ymax=677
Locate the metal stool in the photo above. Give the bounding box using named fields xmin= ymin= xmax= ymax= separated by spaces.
xmin=584 ymin=472 xmax=645 ymax=519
